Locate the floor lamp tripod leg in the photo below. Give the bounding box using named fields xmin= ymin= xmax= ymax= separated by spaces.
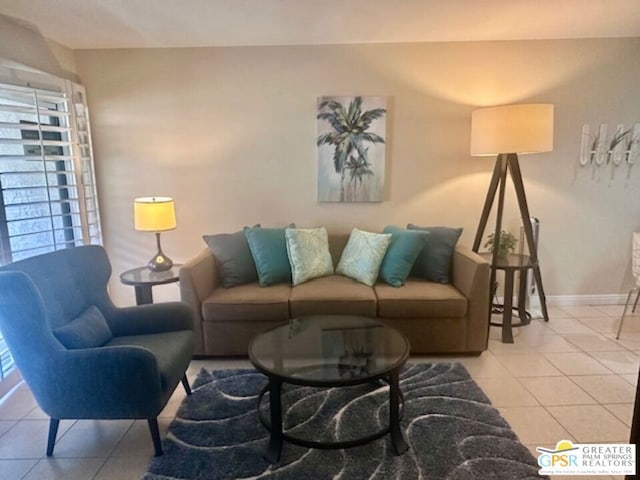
xmin=507 ymin=154 xmax=550 ymax=322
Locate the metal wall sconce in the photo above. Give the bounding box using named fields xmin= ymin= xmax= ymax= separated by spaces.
xmin=580 ymin=123 xmax=640 ymax=166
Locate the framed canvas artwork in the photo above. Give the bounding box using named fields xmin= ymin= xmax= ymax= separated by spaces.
xmin=317 ymin=96 xmax=387 ymax=202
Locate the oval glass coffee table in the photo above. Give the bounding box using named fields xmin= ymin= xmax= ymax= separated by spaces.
xmin=248 ymin=315 xmax=410 ymax=463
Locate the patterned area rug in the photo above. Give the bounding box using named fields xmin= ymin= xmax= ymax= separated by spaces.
xmin=143 ymin=363 xmax=546 ymax=479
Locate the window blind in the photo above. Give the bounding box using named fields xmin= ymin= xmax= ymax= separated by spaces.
xmin=0 ymin=80 xmax=102 ymax=263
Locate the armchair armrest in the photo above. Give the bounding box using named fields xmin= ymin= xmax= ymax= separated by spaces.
xmin=451 ymin=245 xmax=491 ymax=352
xmin=105 ymin=302 xmax=195 ymax=337
xmin=35 ymin=346 xmax=167 ymax=419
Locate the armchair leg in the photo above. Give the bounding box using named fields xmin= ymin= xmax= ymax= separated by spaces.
xmin=46 ymin=418 xmax=59 ymax=457
xmin=148 ymin=418 xmax=163 ymax=456
xmin=182 ymin=375 xmax=192 ymax=396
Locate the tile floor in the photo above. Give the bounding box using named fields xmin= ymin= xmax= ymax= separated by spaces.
xmin=0 ymin=304 xmax=638 ymax=479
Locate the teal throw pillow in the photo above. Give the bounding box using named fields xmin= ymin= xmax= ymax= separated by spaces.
xmin=407 ymin=224 xmax=463 ymax=284
xmin=53 ymin=305 xmax=113 ymax=349
xmin=203 ymin=225 xmax=259 ymax=288
xmin=336 ymin=228 xmax=391 ymax=286
xmin=245 ymin=226 xmax=294 ymax=286
xmin=285 ymin=227 xmax=334 ymax=286
xmin=379 ymin=226 xmax=429 ymax=287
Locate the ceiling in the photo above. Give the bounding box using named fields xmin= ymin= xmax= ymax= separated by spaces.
xmin=2 ymin=0 xmax=640 ymax=49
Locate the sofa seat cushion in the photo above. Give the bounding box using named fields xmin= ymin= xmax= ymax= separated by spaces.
xmin=375 ymin=279 xmax=467 ymax=318
xmin=202 ymin=282 xmax=291 ymax=322
xmin=290 ymin=275 xmax=377 ymax=317
xmin=106 ymin=331 xmax=193 ymax=392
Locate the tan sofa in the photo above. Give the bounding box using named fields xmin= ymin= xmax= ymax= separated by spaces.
xmin=179 ymin=234 xmax=491 ymax=356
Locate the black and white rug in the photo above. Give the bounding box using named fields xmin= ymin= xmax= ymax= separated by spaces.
xmin=142 ymin=363 xmax=546 ymax=479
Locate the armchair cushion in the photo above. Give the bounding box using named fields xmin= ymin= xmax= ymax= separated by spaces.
xmin=53 ymin=305 xmax=113 ymax=349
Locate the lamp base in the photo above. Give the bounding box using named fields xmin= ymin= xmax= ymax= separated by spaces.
xmin=147 ymin=252 xmax=173 ymax=272
xmin=147 ymin=232 xmax=173 ymax=272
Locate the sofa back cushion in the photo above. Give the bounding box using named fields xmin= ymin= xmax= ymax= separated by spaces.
xmin=327 ymin=234 xmax=350 ymax=267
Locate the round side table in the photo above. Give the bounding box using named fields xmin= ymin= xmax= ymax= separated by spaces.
xmin=120 ymin=265 xmax=182 ymax=305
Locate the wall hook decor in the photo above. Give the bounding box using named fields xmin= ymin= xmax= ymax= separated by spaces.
xmin=580 ymin=123 xmax=640 ymax=167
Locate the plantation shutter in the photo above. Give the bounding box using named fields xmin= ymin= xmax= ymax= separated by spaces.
xmin=0 ymin=80 xmax=102 ymax=263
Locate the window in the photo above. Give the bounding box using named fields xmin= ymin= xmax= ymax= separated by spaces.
xmin=0 ymin=65 xmax=102 ymax=389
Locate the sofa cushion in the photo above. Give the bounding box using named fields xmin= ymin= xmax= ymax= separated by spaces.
xmin=374 ymin=279 xmax=467 ymax=318
xmin=285 ymin=227 xmax=334 ymax=286
xmin=290 ymin=275 xmax=377 ymax=317
xmin=53 ymin=305 xmax=113 ymax=349
xmin=202 ymin=226 xmax=259 ymax=288
xmin=202 ymin=282 xmax=291 ymax=322
xmin=407 ymin=224 xmax=463 ymax=284
xmin=106 ymin=330 xmax=193 ymax=392
xmin=379 ymin=226 xmax=429 ymax=287
xmin=336 ymin=228 xmax=391 ymax=286
xmin=245 ymin=226 xmax=293 ymax=286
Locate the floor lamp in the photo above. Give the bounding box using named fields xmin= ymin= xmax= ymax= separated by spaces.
xmin=470 ymin=104 xmax=554 ymax=324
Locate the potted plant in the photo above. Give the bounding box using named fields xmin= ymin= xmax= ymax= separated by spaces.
xmin=484 ymin=230 xmax=518 ymax=258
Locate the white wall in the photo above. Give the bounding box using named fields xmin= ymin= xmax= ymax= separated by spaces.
xmin=72 ymin=39 xmax=640 ymax=306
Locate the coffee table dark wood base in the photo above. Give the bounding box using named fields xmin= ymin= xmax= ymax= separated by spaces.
xmin=256 ymin=367 xmax=408 ymax=464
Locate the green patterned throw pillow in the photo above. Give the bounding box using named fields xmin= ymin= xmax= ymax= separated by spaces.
xmin=336 ymin=228 xmax=392 ymax=286
xmin=285 ymin=227 xmax=334 ymax=286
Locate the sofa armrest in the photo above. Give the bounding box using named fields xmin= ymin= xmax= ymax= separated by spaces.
xmin=106 ymin=302 xmax=195 ymax=337
xmin=179 ymin=248 xmax=218 ymax=354
xmin=451 ymin=245 xmax=491 ymax=352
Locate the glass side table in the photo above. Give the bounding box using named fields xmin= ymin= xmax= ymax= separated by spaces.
xmin=479 ymin=253 xmax=549 ymax=343
xmin=120 ymin=265 xmax=182 ymax=305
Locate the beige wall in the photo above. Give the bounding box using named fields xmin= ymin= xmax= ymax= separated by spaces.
xmin=73 ymin=39 xmax=640 ymax=306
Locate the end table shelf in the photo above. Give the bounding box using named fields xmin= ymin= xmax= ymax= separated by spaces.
xmin=120 ymin=265 xmax=182 ymax=305
xmin=479 ymin=253 xmax=549 ymax=343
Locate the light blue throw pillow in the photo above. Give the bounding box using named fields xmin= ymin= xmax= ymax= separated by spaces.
xmin=407 ymin=224 xmax=463 ymax=284
xmin=245 ymin=226 xmax=293 ymax=286
xmin=285 ymin=227 xmax=334 ymax=286
xmin=379 ymin=226 xmax=429 ymax=287
xmin=336 ymin=228 xmax=392 ymax=286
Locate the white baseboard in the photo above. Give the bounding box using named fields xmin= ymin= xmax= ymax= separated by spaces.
xmin=498 ymin=294 xmax=628 ymax=307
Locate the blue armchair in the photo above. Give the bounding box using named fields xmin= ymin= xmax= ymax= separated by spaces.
xmin=0 ymin=245 xmax=194 ymax=457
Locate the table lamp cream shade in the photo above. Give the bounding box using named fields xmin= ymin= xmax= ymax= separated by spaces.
xmin=470 ymin=104 xmax=554 ymax=156
xmin=134 ymin=197 xmax=176 ymax=232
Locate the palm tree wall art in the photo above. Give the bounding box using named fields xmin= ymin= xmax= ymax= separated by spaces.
xmin=317 ymin=96 xmax=387 ymax=202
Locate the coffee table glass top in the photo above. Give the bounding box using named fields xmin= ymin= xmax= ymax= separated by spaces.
xmin=249 ymin=315 xmax=410 ymax=385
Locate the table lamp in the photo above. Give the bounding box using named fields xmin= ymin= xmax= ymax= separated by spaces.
xmin=470 ymin=103 xmax=554 ymax=321
xmin=134 ymin=196 xmax=176 ymax=272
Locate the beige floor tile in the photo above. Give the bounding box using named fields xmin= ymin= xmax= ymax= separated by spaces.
xmin=546 ymin=306 xmax=574 ymax=319
xmin=563 ymin=333 xmax=625 ymax=352
xmin=604 ymin=404 xmax=634 ymax=427
xmin=579 ymin=316 xmax=624 ymax=335
xmin=520 ymin=377 xmax=596 ymax=406
xmin=0 ymin=459 xmax=38 ymax=479
xmin=494 ymin=353 xmax=563 ymax=377
xmin=474 ymin=377 xmax=539 ymax=407
xmin=0 ymin=420 xmax=75 ymax=459
xmin=0 ymin=384 xmax=39 ymax=420
xmin=488 ymin=338 xmax=537 ymax=355
xmin=454 ymin=352 xmax=513 ymax=378
xmin=498 ymin=406 xmax=572 ymax=444
xmin=595 ymin=305 xmax=627 ymax=317
xmin=53 ymin=420 xmax=132 ymax=458
xmin=560 ymin=305 xmax=610 ymax=317
xmin=619 ymin=374 xmax=638 ymax=386
xmin=546 ymin=405 xmax=630 ymax=442
xmin=569 ymin=375 xmax=636 ymax=404
xmin=521 ymin=334 xmax=581 ymax=353
xmin=110 ymin=419 xmax=171 ymax=457
xmin=546 ymin=318 xmax=596 ymax=335
xmin=0 ymin=420 xmax=16 ymax=438
xmin=23 ymin=457 xmax=105 ymax=480
xmin=589 ymin=351 xmax=640 ymax=374
xmin=609 ymin=332 xmax=640 ymax=350
xmin=94 ymin=455 xmax=150 ymax=480
xmin=543 ymin=352 xmax=612 ymax=375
